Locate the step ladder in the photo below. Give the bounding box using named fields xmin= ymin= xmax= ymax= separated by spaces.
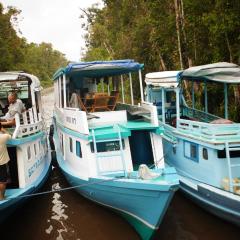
xmin=91 ymin=124 xmax=127 ymax=177
xmin=225 ymin=142 xmax=240 ymax=192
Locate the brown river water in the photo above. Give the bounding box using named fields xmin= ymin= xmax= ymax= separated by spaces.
xmin=0 ymin=89 xmax=239 ymax=240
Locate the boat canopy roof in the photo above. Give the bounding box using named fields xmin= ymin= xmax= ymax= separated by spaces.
xmin=180 ymin=62 xmax=240 ymax=84
xmin=0 ymin=71 xmax=41 ymax=90
xmin=145 ymin=71 xmax=181 ymax=88
xmin=53 ymin=59 xmax=144 ymax=80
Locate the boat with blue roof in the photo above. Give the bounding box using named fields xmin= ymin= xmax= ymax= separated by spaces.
xmin=52 ymin=59 xmax=179 ymax=239
xmin=145 ymin=62 xmax=240 ymax=226
xmin=0 ymin=71 xmax=51 ymax=222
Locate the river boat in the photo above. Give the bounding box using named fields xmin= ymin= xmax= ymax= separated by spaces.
xmin=145 ymin=62 xmax=240 ymax=226
xmin=0 ymin=72 xmax=51 ymax=222
xmin=52 ymin=60 xmax=179 ymax=239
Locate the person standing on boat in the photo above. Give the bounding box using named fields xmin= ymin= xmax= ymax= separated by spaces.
xmin=0 ymin=123 xmax=11 ymax=200
xmin=0 ymin=92 xmax=25 ymax=127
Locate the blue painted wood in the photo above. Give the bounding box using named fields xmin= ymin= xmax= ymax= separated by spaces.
xmin=0 ymin=153 xmax=51 ymax=223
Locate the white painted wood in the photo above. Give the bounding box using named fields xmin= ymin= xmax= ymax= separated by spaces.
xmin=129 ymin=73 xmax=134 ymax=105
xmin=138 ymin=70 xmax=144 ymax=102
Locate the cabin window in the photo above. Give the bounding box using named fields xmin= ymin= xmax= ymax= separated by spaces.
xmin=38 ymin=141 xmax=41 ymax=155
xmin=172 ymin=146 xmax=176 ymax=154
xmin=76 ymin=141 xmax=82 ymax=158
xmin=34 ymin=144 xmax=37 ymax=155
xmin=202 ymin=148 xmax=208 ymax=160
xmin=184 ymin=141 xmax=199 ymax=162
xmin=27 ymin=146 xmax=31 ymax=160
xmin=217 ymin=149 xmax=240 ymax=158
xmin=61 ymin=133 xmax=64 ymax=156
xmin=69 ymin=137 xmax=73 ymax=153
xmin=90 ymin=140 xmax=125 ymax=153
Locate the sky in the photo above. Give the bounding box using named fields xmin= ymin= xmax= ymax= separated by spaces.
xmin=1 ymin=0 xmax=102 ymax=62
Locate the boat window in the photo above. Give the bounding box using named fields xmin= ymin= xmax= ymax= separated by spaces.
xmin=172 ymin=146 xmax=176 ymax=154
xmin=76 ymin=141 xmax=82 ymax=158
xmin=34 ymin=143 xmax=37 ymax=155
xmin=90 ymin=140 xmax=125 ymax=153
xmin=202 ymin=148 xmax=208 ymax=160
xmin=27 ymin=145 xmax=31 ymax=160
xmin=184 ymin=141 xmax=199 ymax=162
xmin=217 ymin=149 xmax=240 ymax=158
xmin=69 ymin=137 xmax=73 ymax=153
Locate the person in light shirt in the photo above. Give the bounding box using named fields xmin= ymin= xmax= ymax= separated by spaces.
xmin=0 ymin=92 xmax=25 ymax=127
xmin=0 ymin=122 xmax=11 ymax=200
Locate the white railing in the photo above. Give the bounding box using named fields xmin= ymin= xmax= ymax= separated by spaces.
xmin=177 ymin=118 xmax=240 ymax=142
xmin=13 ymin=107 xmax=43 ymax=139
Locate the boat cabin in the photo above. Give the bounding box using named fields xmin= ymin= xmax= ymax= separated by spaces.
xmin=145 ymin=63 xmax=240 ymax=194
xmin=53 ymin=60 xmax=164 ymax=178
xmin=0 ymin=72 xmax=46 ymax=189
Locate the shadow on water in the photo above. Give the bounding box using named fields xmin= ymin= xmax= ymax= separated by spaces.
xmin=0 ymin=163 xmax=240 ymax=240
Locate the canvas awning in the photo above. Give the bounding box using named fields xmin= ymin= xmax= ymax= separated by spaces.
xmin=53 ymin=59 xmax=144 ymax=80
xmin=180 ymin=62 xmax=240 ymax=83
xmin=145 ymin=71 xmax=181 ymax=88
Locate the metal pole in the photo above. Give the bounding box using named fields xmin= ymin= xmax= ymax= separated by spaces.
xmin=162 ymin=88 xmax=165 ymax=123
xmin=204 ymin=80 xmax=208 ymax=113
xmin=129 ymin=73 xmax=134 ymax=105
xmin=121 ymin=75 xmax=125 ymax=103
xmin=192 ymin=82 xmax=195 ymax=109
xmin=63 ymin=74 xmax=67 ymax=108
xmin=224 ymin=83 xmax=228 ymax=119
xmin=138 ymin=70 xmax=144 ymax=103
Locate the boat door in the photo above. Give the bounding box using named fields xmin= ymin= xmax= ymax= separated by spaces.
xmin=129 ymin=130 xmax=154 ymax=169
xmin=7 ymin=146 xmax=19 ymax=188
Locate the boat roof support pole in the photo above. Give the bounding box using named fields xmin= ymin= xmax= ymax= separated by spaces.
xmin=63 ymin=74 xmax=67 ymax=108
xmin=107 ymin=78 xmax=110 ymax=95
xmin=224 ymin=83 xmax=228 ymax=119
xmin=59 ymin=77 xmax=62 ymax=108
xmin=101 ymin=78 xmax=104 ymax=92
xmin=138 ymin=70 xmax=144 ymax=103
xmin=176 ymin=88 xmax=180 ymax=123
xmin=161 ymin=88 xmax=165 ymax=124
xmin=192 ymin=82 xmax=195 ymax=109
xmin=204 ymin=80 xmax=208 ymax=113
xmin=129 ymin=73 xmax=134 ymax=105
xmin=121 ymin=75 xmax=125 ymax=103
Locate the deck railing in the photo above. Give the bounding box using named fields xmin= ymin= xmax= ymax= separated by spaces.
xmin=177 ymin=118 xmax=240 ymax=143
xmin=182 ymin=106 xmax=220 ymax=123
xmin=13 ymin=107 xmax=43 ymax=139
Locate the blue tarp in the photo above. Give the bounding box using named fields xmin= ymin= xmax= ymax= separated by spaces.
xmin=53 ymin=59 xmax=144 ymax=80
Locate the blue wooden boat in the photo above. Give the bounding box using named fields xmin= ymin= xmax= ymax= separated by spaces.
xmin=145 ymin=63 xmax=240 ymax=226
xmin=52 ymin=60 xmax=179 ymax=239
xmin=0 ymin=72 xmax=51 ymax=222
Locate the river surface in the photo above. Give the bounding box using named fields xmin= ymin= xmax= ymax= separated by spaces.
xmin=1 ymin=89 xmax=240 ymax=240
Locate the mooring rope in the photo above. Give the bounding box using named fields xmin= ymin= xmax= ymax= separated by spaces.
xmin=7 ymin=176 xmax=124 ymax=200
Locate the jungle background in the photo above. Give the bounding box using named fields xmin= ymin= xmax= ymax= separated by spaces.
xmin=1 ymin=0 xmax=240 ymax=120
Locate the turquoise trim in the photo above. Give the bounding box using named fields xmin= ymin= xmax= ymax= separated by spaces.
xmin=56 ymin=119 xmax=163 ymax=141
xmin=7 ymin=131 xmax=45 ymax=146
xmin=56 ymin=120 xmax=89 ymax=140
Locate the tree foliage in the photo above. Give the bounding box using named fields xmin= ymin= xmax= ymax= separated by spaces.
xmin=0 ymin=3 xmax=67 ymax=87
xmin=82 ymin=0 xmax=240 ymax=71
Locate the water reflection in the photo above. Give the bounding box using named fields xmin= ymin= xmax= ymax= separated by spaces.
xmin=45 ymin=183 xmax=69 ymax=240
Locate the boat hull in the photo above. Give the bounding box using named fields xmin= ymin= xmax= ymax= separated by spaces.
xmin=163 ymin=139 xmax=240 ymax=226
xmin=56 ymin=152 xmax=177 ymax=240
xmin=180 ymin=179 xmax=240 ymax=226
xmin=0 ymin=153 xmax=51 ymax=223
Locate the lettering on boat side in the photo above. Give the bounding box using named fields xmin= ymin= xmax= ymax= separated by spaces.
xmin=66 ymin=116 xmax=76 ymax=125
xmin=28 ymin=157 xmax=44 ymax=178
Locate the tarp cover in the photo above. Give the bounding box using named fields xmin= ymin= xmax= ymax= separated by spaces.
xmin=0 ymin=72 xmax=41 ymax=90
xmin=180 ymin=62 xmax=240 ymax=83
xmin=53 ymin=59 xmax=144 ymax=80
xmin=145 ymin=71 xmax=181 ymax=88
